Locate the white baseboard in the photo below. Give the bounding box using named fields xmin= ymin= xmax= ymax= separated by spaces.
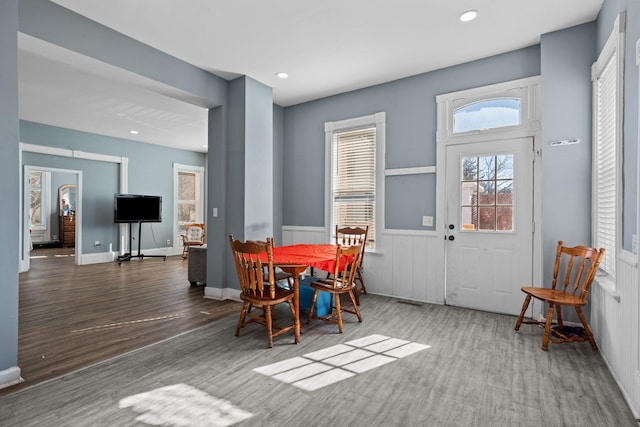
xmin=204 ymin=286 xmax=241 ymax=301
xmin=80 ymin=247 xmax=174 ymax=265
xmin=81 ymin=251 xmax=116 ymax=265
xmin=0 ymin=366 xmax=22 ymax=390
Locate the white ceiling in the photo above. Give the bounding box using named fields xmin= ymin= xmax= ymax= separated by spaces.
xmin=18 ymin=0 xmax=603 ymax=152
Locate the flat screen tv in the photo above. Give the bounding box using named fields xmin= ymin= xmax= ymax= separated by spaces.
xmin=114 ymin=194 xmax=162 ymax=223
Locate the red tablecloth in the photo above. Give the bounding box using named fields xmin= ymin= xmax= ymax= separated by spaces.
xmin=271 ymin=244 xmax=342 ymax=273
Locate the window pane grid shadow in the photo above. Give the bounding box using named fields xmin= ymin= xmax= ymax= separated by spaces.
xmin=253 ymin=334 xmax=430 ymax=391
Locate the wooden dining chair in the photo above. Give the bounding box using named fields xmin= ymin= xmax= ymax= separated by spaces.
xmin=514 ymin=240 xmax=605 ymax=351
xmin=335 ymin=225 xmax=369 ymax=303
xmin=307 ymin=244 xmax=362 ymax=333
xmin=228 ymin=235 xmax=296 ymax=348
xmin=181 ymin=223 xmax=205 ymax=259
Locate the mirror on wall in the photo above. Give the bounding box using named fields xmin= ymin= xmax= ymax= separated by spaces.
xmin=59 ymin=184 xmax=76 ymax=216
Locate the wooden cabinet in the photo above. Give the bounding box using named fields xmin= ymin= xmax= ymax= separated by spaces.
xmin=60 ymin=215 xmax=75 ymax=247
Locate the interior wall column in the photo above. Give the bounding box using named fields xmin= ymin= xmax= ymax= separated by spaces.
xmin=0 ymin=0 xmax=22 ymax=390
xmin=206 ymin=76 xmax=274 ymax=296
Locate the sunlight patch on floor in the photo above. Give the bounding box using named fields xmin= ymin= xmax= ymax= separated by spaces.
xmin=119 ymin=383 xmax=253 ymax=427
xmin=253 ymin=334 xmax=430 ymax=391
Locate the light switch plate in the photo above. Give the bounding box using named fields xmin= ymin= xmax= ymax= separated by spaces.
xmin=422 ymin=216 xmax=433 ymax=227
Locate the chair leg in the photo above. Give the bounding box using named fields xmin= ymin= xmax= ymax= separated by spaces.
xmin=265 ymin=305 xmax=273 ymax=348
xmin=352 ymin=284 xmax=361 ymax=306
xmin=335 ymin=294 xmax=343 ymax=333
xmin=348 ymin=290 xmax=362 ymax=322
xmin=307 ymin=290 xmax=319 ymax=324
xmin=514 ymin=294 xmax=532 ymax=331
xmin=357 ymin=267 xmax=367 ymax=295
xmin=576 ymin=306 xmax=598 ymax=351
xmin=235 ymin=301 xmax=249 ymax=336
xmin=285 ymin=300 xmax=297 ymax=340
xmin=329 ymin=294 xmax=335 ymax=314
xmin=555 ymin=304 xmax=564 ymax=329
xmin=542 ymin=303 xmax=555 ymax=351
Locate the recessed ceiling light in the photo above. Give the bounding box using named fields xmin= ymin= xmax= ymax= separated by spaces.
xmin=459 ymin=10 xmax=478 ymax=22
xmin=276 ymin=72 xmax=289 ymax=79
xmin=129 ymin=130 xmax=139 ymax=135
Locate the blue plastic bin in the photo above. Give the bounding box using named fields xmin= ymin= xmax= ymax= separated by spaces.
xmin=298 ymin=276 xmax=331 ymax=317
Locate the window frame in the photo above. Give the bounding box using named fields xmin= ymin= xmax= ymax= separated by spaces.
xmin=173 ymin=163 xmax=205 ymax=247
xmin=325 ymin=112 xmax=386 ymax=250
xmin=591 ymin=12 xmax=625 ymax=281
xmin=459 ymin=152 xmax=515 ymax=233
xmin=436 ymin=77 xmax=540 ymax=146
xmin=29 ymin=170 xmax=50 ymax=232
xmin=453 ymin=97 xmax=522 ymax=134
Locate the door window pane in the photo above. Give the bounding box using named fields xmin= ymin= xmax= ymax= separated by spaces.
xmin=460 ymin=153 xmax=514 ymax=232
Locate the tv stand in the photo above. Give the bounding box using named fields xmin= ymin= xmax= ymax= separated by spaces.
xmin=117 ymin=221 xmax=167 ymax=264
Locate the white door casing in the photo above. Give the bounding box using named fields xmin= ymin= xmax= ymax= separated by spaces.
xmin=436 ymin=77 xmax=541 ymax=317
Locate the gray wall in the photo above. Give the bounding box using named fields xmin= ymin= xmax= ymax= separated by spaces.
xmin=207 ymin=106 xmax=228 ymax=290
xmin=21 ymin=121 xmax=206 ymax=253
xmin=273 ymin=105 xmax=284 ymax=245
xmin=539 ymin=23 xmax=597 ymax=291
xmin=282 ymin=46 xmax=541 ymax=230
xmin=0 ymin=0 xmax=19 ymax=376
xmin=244 ymin=77 xmax=274 ymax=241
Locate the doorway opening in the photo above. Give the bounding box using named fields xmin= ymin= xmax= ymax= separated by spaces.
xmin=22 ymin=166 xmax=81 ymax=272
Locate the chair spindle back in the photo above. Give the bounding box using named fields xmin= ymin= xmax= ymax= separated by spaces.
xmin=329 ymin=244 xmax=361 ymax=290
xmin=229 ymin=236 xmax=275 ymax=299
xmin=551 ymin=240 xmax=605 ymax=301
xmin=336 ymin=226 xmax=368 ymax=268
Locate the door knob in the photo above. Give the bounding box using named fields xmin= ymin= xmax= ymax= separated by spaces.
xmin=448 ymin=235 xmax=455 ymax=241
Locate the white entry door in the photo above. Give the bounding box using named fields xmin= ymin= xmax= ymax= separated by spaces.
xmin=445 ymin=137 xmax=534 ymax=316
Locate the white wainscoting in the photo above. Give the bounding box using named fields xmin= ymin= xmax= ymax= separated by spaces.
xmin=591 ymin=251 xmax=639 ymax=418
xmin=282 ymin=226 xmax=445 ymax=305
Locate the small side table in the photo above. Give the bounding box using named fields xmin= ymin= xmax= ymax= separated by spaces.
xmin=187 ymin=244 xmax=207 ymax=286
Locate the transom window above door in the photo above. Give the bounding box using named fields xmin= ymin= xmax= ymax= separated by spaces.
xmin=453 ymin=98 xmax=521 ymax=133
xmin=436 ymin=76 xmax=540 ymax=143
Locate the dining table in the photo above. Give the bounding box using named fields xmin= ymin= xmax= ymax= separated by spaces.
xmin=269 ymin=243 xmax=344 ymax=343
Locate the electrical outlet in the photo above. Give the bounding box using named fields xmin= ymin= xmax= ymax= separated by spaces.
xmin=422 ymin=216 xmax=433 ymax=227
xmin=94 ymin=241 xmax=100 ymax=247
xmin=167 ymin=239 xmax=171 ymax=246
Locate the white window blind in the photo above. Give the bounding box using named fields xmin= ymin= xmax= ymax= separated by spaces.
xmin=592 ymin=10 xmax=625 ymax=280
xmin=594 ymin=53 xmax=617 ymax=277
xmin=332 ymin=127 xmax=376 ymax=247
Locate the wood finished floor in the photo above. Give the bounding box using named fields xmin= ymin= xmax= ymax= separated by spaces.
xmin=3 ymin=247 xmax=240 ymax=395
xmin=0 ymin=286 xmax=637 ymax=426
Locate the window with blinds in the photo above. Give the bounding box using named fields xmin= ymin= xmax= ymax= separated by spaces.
xmin=592 ymin=13 xmax=623 ymax=280
xmin=593 ymin=54 xmax=617 ymax=277
xmin=331 ymin=127 xmax=376 ymax=248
